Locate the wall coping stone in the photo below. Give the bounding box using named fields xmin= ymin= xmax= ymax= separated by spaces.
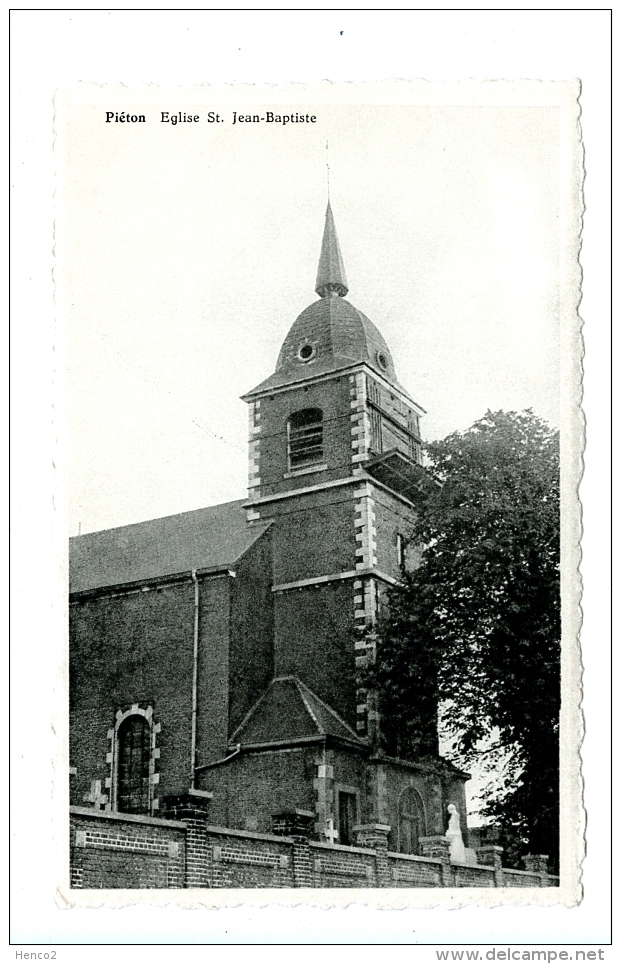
xmin=70 ymin=805 xmax=186 ymax=831
xmin=353 ymin=823 xmax=391 ymax=833
xmin=188 ymin=788 xmax=213 ymax=800
xmin=204 ymin=825 xmax=295 ymax=845
xmin=310 ymin=840 xmax=376 ymax=857
xmin=386 ymin=851 xmax=444 ymax=866
xmin=501 ymin=868 xmax=545 ymax=878
xmin=272 ymin=808 xmax=315 ymax=819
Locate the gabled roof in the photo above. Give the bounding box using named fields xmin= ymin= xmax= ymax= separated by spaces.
xmin=70 ymin=499 xmax=271 ymax=594
xmin=230 ymin=676 xmax=367 ymax=749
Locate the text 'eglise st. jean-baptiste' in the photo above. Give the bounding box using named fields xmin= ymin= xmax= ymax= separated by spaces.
xmin=105 ymin=111 xmax=318 ymax=126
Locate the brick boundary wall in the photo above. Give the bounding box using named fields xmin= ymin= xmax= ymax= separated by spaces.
xmin=70 ymin=807 xmax=187 ymax=889
xmin=70 ymin=807 xmax=559 ymax=889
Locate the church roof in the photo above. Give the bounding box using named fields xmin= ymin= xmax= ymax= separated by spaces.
xmin=244 ymin=203 xmax=414 ymax=401
xmin=315 ymin=201 xmax=348 ymax=298
xmin=69 ymin=499 xmax=271 ymax=594
xmin=230 ymin=676 xmax=367 ymax=749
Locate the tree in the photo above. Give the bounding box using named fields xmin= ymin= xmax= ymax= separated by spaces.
xmin=368 ymin=410 xmax=560 ymax=871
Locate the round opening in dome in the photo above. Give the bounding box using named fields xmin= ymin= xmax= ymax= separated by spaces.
xmin=298 ymin=343 xmax=316 ymax=362
xmin=376 ymin=351 xmax=388 ymax=371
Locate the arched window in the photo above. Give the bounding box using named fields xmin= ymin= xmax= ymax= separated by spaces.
xmin=398 ymin=787 xmax=426 ymax=855
xmin=117 ymin=714 xmax=151 ymax=814
xmin=288 ymin=408 xmax=323 ymax=470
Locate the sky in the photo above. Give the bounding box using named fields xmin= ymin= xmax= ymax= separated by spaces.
xmin=60 ymin=91 xmax=562 ymax=535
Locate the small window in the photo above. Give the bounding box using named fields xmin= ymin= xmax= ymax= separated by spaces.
xmin=297 ymin=342 xmax=316 ymax=362
xmin=117 ymin=715 xmax=151 ymax=814
xmin=338 ymin=791 xmax=358 ymax=846
xmin=397 ymin=533 xmax=406 ymax=568
xmin=288 ymin=408 xmax=323 ymax=470
xmin=398 ymin=788 xmax=425 ymax=855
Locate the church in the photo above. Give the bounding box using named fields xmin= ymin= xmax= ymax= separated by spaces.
xmin=69 ymin=205 xmax=553 ymax=889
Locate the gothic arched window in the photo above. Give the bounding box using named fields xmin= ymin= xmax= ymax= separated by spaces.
xmin=398 ymin=787 xmax=426 ymax=855
xmin=117 ymin=714 xmax=151 ymax=814
xmin=288 ymin=408 xmax=323 ymax=470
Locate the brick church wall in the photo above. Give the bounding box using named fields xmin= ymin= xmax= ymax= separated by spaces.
xmin=195 ymin=574 xmax=233 ymax=766
xmin=269 ymin=490 xmax=356 ymax=584
xmin=228 ymin=528 xmax=275 ymax=734
xmin=255 ymin=377 xmax=354 ymax=500
xmin=273 ymin=580 xmax=357 ymax=726
xmin=372 ymin=489 xmax=418 ymax=582
xmin=198 ymin=747 xmax=317 ymax=834
xmin=380 ymin=762 xmax=469 ymax=849
xmin=69 ymin=581 xmax=196 ymax=806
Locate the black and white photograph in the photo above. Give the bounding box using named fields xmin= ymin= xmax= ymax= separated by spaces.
xmin=58 ymin=81 xmax=581 ymax=900
xmin=10 ymin=9 xmax=612 ymax=949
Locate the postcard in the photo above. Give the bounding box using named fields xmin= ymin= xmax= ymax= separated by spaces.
xmin=55 ymin=79 xmax=583 ymax=909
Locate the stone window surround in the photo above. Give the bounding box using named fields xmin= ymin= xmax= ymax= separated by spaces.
xmin=396 ymin=783 xmax=428 ymax=854
xmin=106 ymin=704 xmax=161 ymax=815
xmin=334 ymin=782 xmax=361 ymax=845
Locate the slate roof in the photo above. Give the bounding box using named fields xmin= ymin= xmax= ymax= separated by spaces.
xmin=244 ymin=297 xmax=415 ymax=402
xmin=70 ymin=499 xmax=272 ymax=594
xmin=230 ymin=676 xmax=367 ymax=749
xmin=315 ymin=202 xmax=349 ymax=298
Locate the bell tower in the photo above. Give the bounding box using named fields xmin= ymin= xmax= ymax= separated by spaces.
xmin=242 ymin=204 xmax=427 ymax=736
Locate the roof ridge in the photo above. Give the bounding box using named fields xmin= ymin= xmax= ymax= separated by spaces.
xmin=70 ymin=497 xmax=251 ymax=541
xmin=229 ymin=679 xmax=277 ymax=741
xmin=293 ymin=679 xmax=325 ymax=735
xmin=294 ymin=678 xmax=362 ymax=741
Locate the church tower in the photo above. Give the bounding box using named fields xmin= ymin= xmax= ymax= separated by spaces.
xmin=242 ymin=203 xmax=427 ymax=739
xmin=70 ymin=200 xmax=471 ymax=856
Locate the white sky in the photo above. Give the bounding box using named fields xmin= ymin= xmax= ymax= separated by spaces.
xmin=61 ymin=92 xmax=562 ymax=535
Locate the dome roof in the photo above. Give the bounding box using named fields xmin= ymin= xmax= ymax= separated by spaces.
xmin=243 ymin=202 xmax=413 ymax=401
xmin=275 ymin=296 xmax=397 ymax=383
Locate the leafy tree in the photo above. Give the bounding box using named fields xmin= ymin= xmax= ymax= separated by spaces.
xmin=368 ymin=410 xmax=560 ymax=871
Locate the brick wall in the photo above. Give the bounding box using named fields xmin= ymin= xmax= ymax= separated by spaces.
xmin=228 ymin=528 xmax=275 ymax=733
xmin=267 ymin=488 xmax=357 ymax=584
xmin=372 ymin=488 xmax=417 ymax=582
xmin=310 ymin=841 xmax=376 ymax=887
xmin=273 ymin=581 xmax=357 ymax=725
xmin=69 ymin=581 xmax=196 ymax=806
xmin=70 ymin=807 xmax=557 ymax=889
xmin=206 ymin=827 xmax=294 ymax=888
xmin=387 ymin=852 xmax=443 ymax=887
xmin=255 ymin=377 xmax=354 ymax=499
xmin=198 ymin=747 xmax=317 ymax=834
xmin=70 ymin=538 xmax=276 ymax=805
xmin=196 ymin=575 xmax=232 ymax=765
xmin=70 ymin=807 xmax=186 ymax=889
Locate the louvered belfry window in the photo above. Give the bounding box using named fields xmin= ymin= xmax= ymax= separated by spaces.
xmin=288 ymin=408 xmax=323 ymax=469
xmin=117 ymin=715 xmax=151 ymax=814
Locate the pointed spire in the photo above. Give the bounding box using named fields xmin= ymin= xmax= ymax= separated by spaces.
xmin=315 ymin=202 xmax=349 ymax=298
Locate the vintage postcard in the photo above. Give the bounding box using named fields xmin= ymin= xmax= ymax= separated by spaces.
xmin=55 ymin=80 xmax=583 ymax=908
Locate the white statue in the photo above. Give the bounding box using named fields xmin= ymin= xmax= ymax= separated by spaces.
xmin=445 ymin=803 xmax=467 ymax=864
